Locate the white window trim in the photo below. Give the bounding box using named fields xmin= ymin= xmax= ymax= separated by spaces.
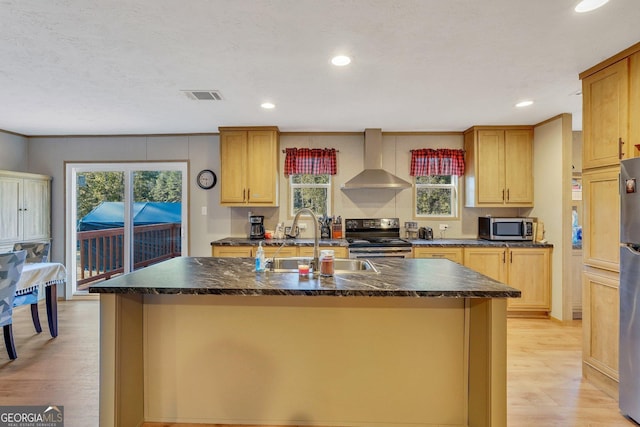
xmin=289 ymin=174 xmax=332 ymax=217
xmin=414 ymin=175 xmax=459 ymax=219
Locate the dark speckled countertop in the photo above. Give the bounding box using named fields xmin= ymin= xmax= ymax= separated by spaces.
xmin=211 ymin=237 xmax=552 ymax=248
xmin=89 ymin=256 xmax=521 ymax=298
xmin=211 ymin=237 xmax=348 ymax=247
xmin=409 ymin=238 xmax=554 ymax=248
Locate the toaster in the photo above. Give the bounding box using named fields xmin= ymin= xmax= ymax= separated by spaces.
xmin=418 ymin=227 xmax=433 ymax=240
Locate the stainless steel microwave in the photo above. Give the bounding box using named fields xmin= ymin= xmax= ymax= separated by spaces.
xmin=478 ymin=217 xmax=534 ymax=241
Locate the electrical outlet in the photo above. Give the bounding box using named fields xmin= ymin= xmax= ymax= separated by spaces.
xmin=439 ymin=224 xmax=449 ymax=231
xmin=298 ymin=223 xmax=307 ymax=231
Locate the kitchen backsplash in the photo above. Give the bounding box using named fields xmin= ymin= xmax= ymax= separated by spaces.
xmin=229 ymin=133 xmax=532 ymax=238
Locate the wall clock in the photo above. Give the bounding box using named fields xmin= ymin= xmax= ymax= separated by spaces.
xmin=196 ymin=169 xmax=217 ymax=189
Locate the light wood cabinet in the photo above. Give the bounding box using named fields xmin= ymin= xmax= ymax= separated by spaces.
xmin=463 ymin=247 xmax=508 ymax=284
xmin=581 ymin=167 xmax=620 ymax=272
xmin=0 ymin=170 xmax=51 ymax=248
xmin=582 ymin=59 xmax=630 ymax=168
xmin=464 ymin=126 xmax=534 ymax=207
xmin=413 ymin=247 xmax=463 ymax=264
xmin=582 ymin=268 xmax=619 ymax=399
xmin=507 ymin=248 xmax=551 ymax=314
xmin=463 ymin=247 xmax=551 ymax=316
xmin=298 ymin=246 xmax=348 ymax=258
xmin=212 ymin=246 xmax=253 ymax=257
xmin=219 ymin=126 xmax=279 ymax=206
xmin=579 ymin=42 xmax=640 ymax=398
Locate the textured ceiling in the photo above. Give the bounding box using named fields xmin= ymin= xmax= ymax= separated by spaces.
xmin=1 ymin=0 xmax=639 ymax=136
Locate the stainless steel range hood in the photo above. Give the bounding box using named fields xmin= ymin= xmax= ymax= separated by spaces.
xmin=342 ymin=128 xmax=411 ymax=190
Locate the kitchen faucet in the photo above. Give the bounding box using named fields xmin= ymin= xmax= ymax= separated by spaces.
xmin=289 ymin=208 xmax=319 ymax=274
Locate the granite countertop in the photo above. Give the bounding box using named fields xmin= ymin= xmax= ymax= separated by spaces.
xmin=88 ymin=256 xmax=520 ymax=298
xmin=211 ymin=237 xmax=552 ymax=248
xmin=409 ymin=238 xmax=554 ymax=248
xmin=211 ymin=237 xmax=348 ymax=247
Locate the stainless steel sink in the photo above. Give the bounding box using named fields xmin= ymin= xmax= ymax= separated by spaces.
xmin=267 ymin=257 xmax=378 ymax=274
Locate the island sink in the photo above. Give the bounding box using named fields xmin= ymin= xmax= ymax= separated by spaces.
xmin=267 ymin=257 xmax=378 ymax=274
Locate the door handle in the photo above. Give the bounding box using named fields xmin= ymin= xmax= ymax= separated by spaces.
xmin=507 ymin=189 xmax=510 ymax=201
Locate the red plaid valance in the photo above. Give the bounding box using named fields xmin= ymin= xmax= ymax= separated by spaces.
xmin=410 ymin=149 xmax=465 ymax=176
xmin=284 ymin=148 xmax=337 ymax=175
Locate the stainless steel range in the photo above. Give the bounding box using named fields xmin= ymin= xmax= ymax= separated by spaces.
xmin=345 ymin=218 xmax=413 ymax=258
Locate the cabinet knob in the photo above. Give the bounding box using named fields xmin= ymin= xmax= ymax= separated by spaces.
xmin=619 ymin=137 xmax=626 ymax=160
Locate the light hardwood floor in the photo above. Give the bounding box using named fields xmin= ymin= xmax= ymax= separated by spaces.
xmin=0 ymin=299 xmax=636 ymax=427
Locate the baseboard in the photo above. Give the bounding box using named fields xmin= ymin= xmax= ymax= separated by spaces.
xmin=583 ymin=362 xmax=619 ymax=400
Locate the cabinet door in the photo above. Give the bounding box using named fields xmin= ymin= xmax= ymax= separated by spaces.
xmin=630 ymin=52 xmax=640 ymax=155
xmin=476 ymin=130 xmax=506 ymax=204
xmin=298 ymin=246 xmax=348 ymax=258
xmin=0 ymin=177 xmax=22 ymax=244
xmin=246 ymin=130 xmax=278 ymax=204
xmin=220 ymin=131 xmax=248 ymax=204
xmin=463 ymin=247 xmax=507 ymax=283
xmin=507 ymin=248 xmax=550 ymax=311
xmin=212 ymin=246 xmax=252 ymax=257
xmin=582 ymin=269 xmax=619 ymax=387
xmin=22 ymin=178 xmax=50 ymax=241
xmin=582 ymin=167 xmax=620 ymax=272
xmin=413 ymin=247 xmax=463 ymax=264
xmin=582 ymin=59 xmax=629 ymax=168
xmin=262 ymin=245 xmax=297 ymax=258
xmin=504 ymin=130 xmax=533 ymax=204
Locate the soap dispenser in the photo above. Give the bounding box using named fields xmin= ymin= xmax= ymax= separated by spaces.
xmin=255 ymin=241 xmax=266 ymax=272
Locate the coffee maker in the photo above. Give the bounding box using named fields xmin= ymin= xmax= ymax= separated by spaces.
xmin=249 ymin=215 xmax=265 ymax=239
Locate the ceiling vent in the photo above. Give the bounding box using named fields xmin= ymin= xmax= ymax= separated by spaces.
xmin=182 ymin=90 xmax=224 ymax=101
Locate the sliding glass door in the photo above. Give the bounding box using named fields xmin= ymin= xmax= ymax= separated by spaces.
xmin=66 ymin=162 xmax=188 ymax=296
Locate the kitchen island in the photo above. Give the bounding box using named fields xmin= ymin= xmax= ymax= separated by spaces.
xmin=90 ymin=257 xmax=520 ymax=427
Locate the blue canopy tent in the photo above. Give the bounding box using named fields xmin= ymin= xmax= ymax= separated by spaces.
xmin=78 ymin=201 xmax=182 ymax=231
xmin=78 ymin=202 xmax=182 ymax=271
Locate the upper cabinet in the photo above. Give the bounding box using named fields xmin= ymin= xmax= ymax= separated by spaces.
xmin=464 ymin=126 xmax=534 ymax=207
xmin=0 ymin=170 xmax=51 ymax=247
xmin=581 ymin=48 xmax=640 ymax=168
xmin=219 ymin=126 xmax=279 ymax=206
xmin=582 ymin=59 xmax=630 ymax=168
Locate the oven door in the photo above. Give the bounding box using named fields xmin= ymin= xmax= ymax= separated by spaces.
xmin=348 ymin=247 xmax=412 ymax=259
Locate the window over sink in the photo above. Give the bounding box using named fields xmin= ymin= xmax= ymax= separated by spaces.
xmin=289 ymin=174 xmax=331 ymax=217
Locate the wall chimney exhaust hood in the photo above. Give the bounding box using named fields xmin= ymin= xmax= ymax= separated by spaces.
xmin=342 ymin=128 xmax=411 ymax=190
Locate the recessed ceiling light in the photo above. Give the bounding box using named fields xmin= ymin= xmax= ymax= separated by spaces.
xmin=515 ymin=100 xmax=534 ymax=108
xmin=575 ymin=0 xmax=609 ymax=13
xmin=331 ymin=55 xmax=351 ymax=66
xmin=261 ymin=102 xmax=275 ymax=109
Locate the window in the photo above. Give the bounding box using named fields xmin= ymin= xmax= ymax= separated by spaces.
xmin=415 ymin=175 xmax=458 ymax=217
xmin=410 ymin=148 xmax=464 ymax=219
xmin=290 ymin=174 xmax=331 ymax=217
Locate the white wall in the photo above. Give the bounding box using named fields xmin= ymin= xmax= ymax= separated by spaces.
xmin=0 ymin=131 xmax=28 ymax=171
xmin=531 ymin=114 xmax=573 ymax=321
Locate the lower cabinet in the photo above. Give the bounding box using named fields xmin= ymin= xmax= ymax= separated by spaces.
xmin=463 ymin=247 xmax=551 ymax=317
xmin=582 ymin=267 xmax=619 ymax=399
xmin=212 ymin=246 xmax=253 ymax=257
xmin=298 ymin=246 xmax=347 ymax=258
xmin=412 ymin=247 xmax=463 ymax=264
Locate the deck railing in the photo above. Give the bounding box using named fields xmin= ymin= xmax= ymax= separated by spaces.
xmin=76 ymin=223 xmax=181 ymax=289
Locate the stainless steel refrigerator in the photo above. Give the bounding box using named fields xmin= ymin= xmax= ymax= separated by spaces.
xmin=620 ymin=157 xmax=640 ymax=422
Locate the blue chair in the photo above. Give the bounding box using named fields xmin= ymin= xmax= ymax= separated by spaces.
xmin=13 ymin=242 xmax=50 ymax=263
xmin=12 ymin=242 xmax=50 ymax=334
xmin=0 ymin=250 xmax=27 ymax=360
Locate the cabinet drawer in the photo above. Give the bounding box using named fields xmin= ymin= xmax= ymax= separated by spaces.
xmin=413 ymin=247 xmax=463 ymax=264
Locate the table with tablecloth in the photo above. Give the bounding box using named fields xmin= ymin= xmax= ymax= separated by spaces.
xmin=15 ymin=262 xmax=66 ymax=337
